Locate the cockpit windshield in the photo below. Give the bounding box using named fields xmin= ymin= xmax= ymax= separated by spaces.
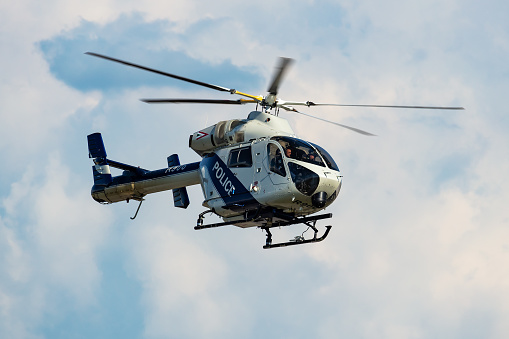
xmin=310 ymin=142 xmax=339 ymax=171
xmin=270 ymin=136 xmax=325 ymax=167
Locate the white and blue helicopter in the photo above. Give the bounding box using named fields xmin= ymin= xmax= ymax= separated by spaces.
xmin=86 ymin=52 xmax=463 ymax=249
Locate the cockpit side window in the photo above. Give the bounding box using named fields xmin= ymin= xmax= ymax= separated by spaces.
xmin=267 ymin=143 xmax=286 ymax=177
xmin=228 ymin=146 xmax=253 ymax=168
xmin=270 ymin=136 xmax=325 ymax=167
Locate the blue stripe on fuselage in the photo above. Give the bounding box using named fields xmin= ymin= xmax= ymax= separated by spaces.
xmin=201 ymin=153 xmax=259 ymax=210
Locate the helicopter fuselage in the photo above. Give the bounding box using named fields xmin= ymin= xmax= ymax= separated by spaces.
xmin=89 ymin=111 xmax=342 ymax=228
xmin=198 ymin=136 xmax=341 ymax=227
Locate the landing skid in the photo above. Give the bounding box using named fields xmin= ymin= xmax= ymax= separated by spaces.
xmin=195 ymin=210 xmax=333 ymax=249
xmin=262 ymin=214 xmax=332 ymax=249
xmin=263 ymin=226 xmax=331 ymax=249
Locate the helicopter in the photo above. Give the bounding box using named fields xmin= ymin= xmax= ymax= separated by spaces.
xmin=86 ymin=52 xmax=464 ymax=249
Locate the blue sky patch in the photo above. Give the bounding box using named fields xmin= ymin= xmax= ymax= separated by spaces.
xmin=38 ymin=13 xmax=262 ymax=93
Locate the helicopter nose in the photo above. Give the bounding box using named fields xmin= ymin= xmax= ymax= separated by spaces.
xmin=311 ymin=191 xmax=328 ymax=208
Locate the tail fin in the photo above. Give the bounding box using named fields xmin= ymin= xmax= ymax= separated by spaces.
xmin=88 ymin=132 xmax=107 ymax=159
xmin=88 ymin=133 xmax=112 ymax=187
xmin=167 ymin=154 xmax=190 ymax=209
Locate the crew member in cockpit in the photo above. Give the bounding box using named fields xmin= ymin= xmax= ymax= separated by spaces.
xmin=285 ymin=147 xmax=292 ymax=158
xmin=309 ymin=151 xmax=318 ymax=162
xmin=271 ymin=149 xmax=285 ymax=176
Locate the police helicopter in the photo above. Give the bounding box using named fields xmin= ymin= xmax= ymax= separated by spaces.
xmin=86 ymin=52 xmax=463 ymax=249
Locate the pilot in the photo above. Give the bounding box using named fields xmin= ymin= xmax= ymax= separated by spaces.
xmin=271 ymin=149 xmax=285 ymax=176
xmin=308 ymin=152 xmax=318 ymax=163
xmin=308 ymin=151 xmax=322 ymax=165
xmin=285 ymin=147 xmax=292 ymax=158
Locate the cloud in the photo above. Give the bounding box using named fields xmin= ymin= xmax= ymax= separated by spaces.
xmin=125 ymin=223 xmax=252 ymax=338
xmin=0 ymin=153 xmax=113 ymax=337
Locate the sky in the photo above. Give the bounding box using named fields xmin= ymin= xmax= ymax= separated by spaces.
xmin=1 ymin=0 xmax=509 ymax=338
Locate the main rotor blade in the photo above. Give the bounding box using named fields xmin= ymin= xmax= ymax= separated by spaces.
xmin=281 ymin=106 xmax=376 ymax=136
xmin=141 ymin=98 xmax=257 ymax=105
xmin=85 ymin=52 xmax=232 ymax=93
xmin=86 ymin=52 xmax=264 ymax=102
xmin=288 ymin=101 xmax=464 ymax=110
xmin=267 ymin=57 xmax=294 ymax=95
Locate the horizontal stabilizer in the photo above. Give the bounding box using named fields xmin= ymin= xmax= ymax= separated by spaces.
xmin=88 ymin=133 xmax=146 ymax=175
xmin=107 ymin=159 xmax=147 ymax=175
xmin=88 ymin=133 xmax=107 ymax=159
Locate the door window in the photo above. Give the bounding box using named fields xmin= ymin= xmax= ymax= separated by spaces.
xmin=267 ymin=143 xmax=286 ymax=177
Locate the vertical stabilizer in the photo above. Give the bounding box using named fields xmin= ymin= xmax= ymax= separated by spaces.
xmin=88 ymin=133 xmax=112 ymax=187
xmin=167 ymin=154 xmax=190 ymax=209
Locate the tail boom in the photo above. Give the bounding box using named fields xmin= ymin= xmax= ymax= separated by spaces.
xmin=88 ymin=133 xmax=201 ymax=204
xmin=91 ymin=162 xmax=201 ymax=204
